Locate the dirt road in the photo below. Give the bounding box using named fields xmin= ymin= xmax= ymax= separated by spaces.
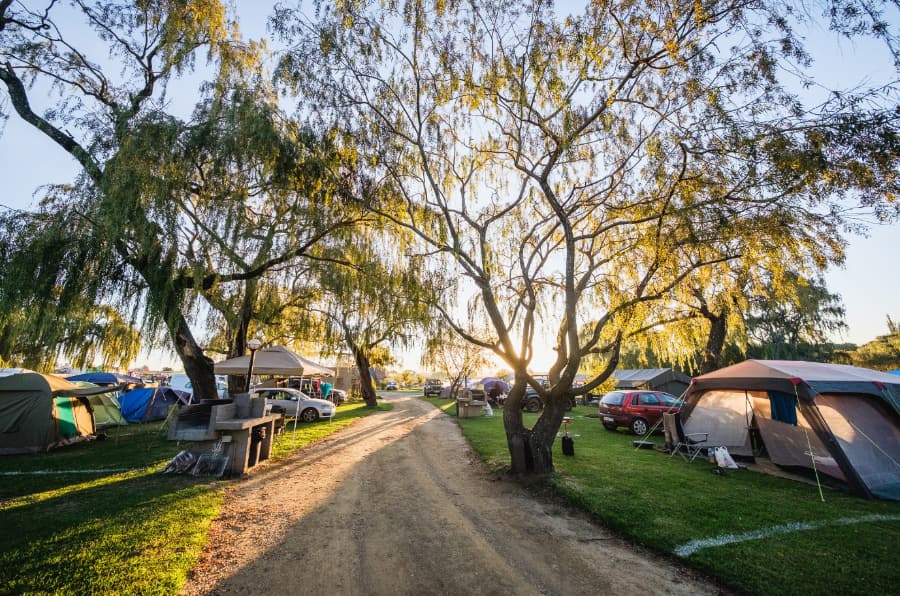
xmin=182 ymin=395 xmax=723 ymax=595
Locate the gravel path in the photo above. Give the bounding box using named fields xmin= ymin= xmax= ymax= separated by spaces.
xmin=181 ymin=395 xmax=724 ymax=595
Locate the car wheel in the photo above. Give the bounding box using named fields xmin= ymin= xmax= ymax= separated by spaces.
xmin=300 ymin=408 xmax=320 ymax=423
xmin=524 ymin=397 xmax=542 ymax=412
xmin=603 ymin=423 xmax=617 ymax=431
xmin=630 ymin=417 xmax=649 ymax=436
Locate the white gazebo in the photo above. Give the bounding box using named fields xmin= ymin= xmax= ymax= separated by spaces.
xmin=214 ymin=345 xmax=334 ymax=377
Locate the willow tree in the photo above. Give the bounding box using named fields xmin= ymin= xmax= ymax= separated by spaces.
xmin=277 ymin=0 xmax=898 ymax=473
xmin=145 ymin=80 xmax=371 ymax=393
xmin=744 ymin=273 xmax=847 ymax=360
xmin=0 ymin=198 xmax=142 ymax=370
xmin=0 ymin=1 xmax=241 ymax=396
xmin=309 ymin=231 xmax=440 ymax=407
xmin=0 ymin=2 xmax=368 ymax=395
xmin=0 ymin=287 xmax=141 ymax=371
xmin=635 ymin=205 xmax=847 ymax=374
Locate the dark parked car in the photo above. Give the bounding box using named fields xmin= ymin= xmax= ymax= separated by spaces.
xmin=520 ymin=386 xmax=575 ymax=413
xmin=523 ymin=386 xmax=543 ymax=412
xmin=598 ymin=390 xmax=682 ymax=435
xmin=423 ymin=378 xmax=444 ymax=397
xmin=327 ymin=388 xmax=347 ymax=404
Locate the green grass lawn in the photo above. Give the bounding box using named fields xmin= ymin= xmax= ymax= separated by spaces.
xmin=421 ymin=395 xmax=457 ymax=415
xmin=427 ymin=399 xmax=900 ymax=596
xmin=270 ymin=401 xmax=392 ymax=458
xmin=0 ymin=401 xmax=389 ymax=595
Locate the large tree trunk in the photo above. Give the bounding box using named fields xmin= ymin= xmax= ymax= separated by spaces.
xmin=226 ymin=281 xmax=256 ymax=395
xmin=353 ymin=347 xmax=378 ymax=407
xmin=503 ymin=377 xmax=535 ymax=474
xmin=168 ymin=311 xmax=218 ymax=400
xmin=137 ymin=255 xmax=218 ymax=401
xmin=503 ymin=376 xmax=574 ymax=475
xmin=527 ymin=387 xmax=571 ymax=474
xmin=700 ymin=309 xmax=728 ymax=374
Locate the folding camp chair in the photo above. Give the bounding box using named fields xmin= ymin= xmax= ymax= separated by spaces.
xmin=663 ymin=412 xmax=710 ymax=462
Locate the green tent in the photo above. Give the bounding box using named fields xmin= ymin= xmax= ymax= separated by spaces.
xmin=69 ymin=380 xmax=128 ymax=429
xmin=0 ymin=371 xmax=118 ymax=455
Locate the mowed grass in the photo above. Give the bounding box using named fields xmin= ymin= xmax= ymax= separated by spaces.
xmin=421 ymin=395 xmax=457 ymax=416
xmin=430 ymin=399 xmax=900 ymax=596
xmin=0 ymin=401 xmax=389 ymax=594
xmin=270 ymin=401 xmax=392 ymax=459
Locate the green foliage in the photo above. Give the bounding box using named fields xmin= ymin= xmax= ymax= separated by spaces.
xmin=0 ymin=208 xmax=141 ymax=369
xmin=422 ymin=332 xmax=490 ymax=395
xmin=0 ymin=1 xmax=239 ymax=373
xmin=311 ymin=221 xmax=441 ymax=370
xmin=395 ymin=369 xmax=423 ymax=387
xmin=850 ymin=316 xmax=900 ymax=370
xmin=0 ymin=2 xmax=372 ymax=378
xmin=745 ymin=273 xmax=847 ymax=360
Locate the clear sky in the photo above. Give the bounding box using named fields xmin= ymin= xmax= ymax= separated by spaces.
xmin=0 ymin=2 xmax=896 ymax=372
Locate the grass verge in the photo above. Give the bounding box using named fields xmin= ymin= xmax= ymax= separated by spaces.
xmin=442 ymin=403 xmax=900 ymax=596
xmin=270 ymin=401 xmax=392 ymax=459
xmin=0 ymin=401 xmax=389 ymax=594
xmin=421 ymin=395 xmax=457 ymax=415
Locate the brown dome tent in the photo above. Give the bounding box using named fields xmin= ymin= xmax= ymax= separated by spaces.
xmin=679 ymin=360 xmax=900 ymax=500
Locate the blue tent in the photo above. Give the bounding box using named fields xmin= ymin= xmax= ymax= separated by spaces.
xmin=66 ymin=372 xmax=144 ymax=387
xmin=119 ymin=387 xmax=190 ymax=423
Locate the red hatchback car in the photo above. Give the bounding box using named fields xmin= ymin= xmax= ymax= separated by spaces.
xmin=598 ymin=390 xmax=682 ymax=435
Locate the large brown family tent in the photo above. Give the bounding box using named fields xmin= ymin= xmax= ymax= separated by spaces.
xmin=680 ymin=360 xmax=900 ymax=500
xmin=0 ymin=371 xmax=118 ymax=454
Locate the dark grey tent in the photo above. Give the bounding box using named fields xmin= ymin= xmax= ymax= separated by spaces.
xmin=0 ymin=372 xmax=117 ymax=455
xmin=680 ymin=360 xmax=900 ymax=500
xmin=613 ymin=368 xmax=691 ymax=397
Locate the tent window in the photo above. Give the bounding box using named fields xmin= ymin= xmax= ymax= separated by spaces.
xmin=767 ymin=390 xmax=798 ymax=425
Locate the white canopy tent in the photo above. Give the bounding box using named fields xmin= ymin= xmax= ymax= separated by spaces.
xmin=213 ymin=345 xmax=334 ymax=377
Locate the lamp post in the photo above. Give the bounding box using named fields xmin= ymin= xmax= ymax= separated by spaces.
xmin=246 ymin=338 xmax=262 ymax=393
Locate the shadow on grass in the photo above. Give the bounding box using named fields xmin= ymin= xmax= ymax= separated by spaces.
xmin=0 ymin=470 xmax=222 ymax=594
xmin=0 ymin=403 xmax=392 ymax=594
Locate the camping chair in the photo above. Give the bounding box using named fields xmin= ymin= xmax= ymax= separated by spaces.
xmin=663 ymin=412 xmax=710 ymax=463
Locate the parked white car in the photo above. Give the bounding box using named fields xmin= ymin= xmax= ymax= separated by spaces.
xmin=168 ymin=373 xmax=228 ymax=400
xmin=251 ymin=387 xmax=335 ymax=422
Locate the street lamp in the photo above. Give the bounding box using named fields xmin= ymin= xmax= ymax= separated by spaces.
xmin=246 ymin=338 xmax=262 ymax=393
